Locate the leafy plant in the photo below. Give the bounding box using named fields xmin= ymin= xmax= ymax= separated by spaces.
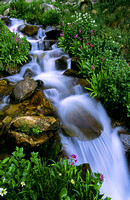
xmin=0 ymin=24 xmax=29 ymax=73
xmin=0 ymin=147 xmax=111 ymax=200
xmin=37 ymin=9 xmax=60 ymax=26
xmin=58 ymin=10 xmax=130 ymax=123
xmin=17 ymin=123 xmax=42 ymax=135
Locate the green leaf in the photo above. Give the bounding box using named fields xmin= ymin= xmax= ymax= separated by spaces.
xmin=2 ymin=157 xmax=9 ymax=164
xmin=65 ymin=196 xmax=70 ymax=200
xmin=59 ymin=187 xmax=67 ymax=198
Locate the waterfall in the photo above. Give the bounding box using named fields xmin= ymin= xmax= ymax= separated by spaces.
xmin=2 ymin=18 xmax=130 ymax=200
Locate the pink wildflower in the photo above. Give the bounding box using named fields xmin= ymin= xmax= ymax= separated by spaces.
xmin=102 ymin=57 xmax=106 ymax=62
xmin=74 ymin=35 xmax=78 ymax=38
xmin=71 ymin=154 xmax=77 ymax=159
xmin=90 ymin=44 xmax=94 ymax=47
xmin=86 ymin=43 xmax=89 ymax=45
xmin=60 ymin=34 xmax=64 ymax=37
xmin=69 ymin=25 xmax=72 ymax=27
xmin=100 ymin=174 xmax=104 ymax=182
xmin=62 ymin=21 xmax=65 ymax=26
xmin=79 ymin=29 xmax=82 ymax=33
xmin=80 ymin=45 xmax=82 ymax=49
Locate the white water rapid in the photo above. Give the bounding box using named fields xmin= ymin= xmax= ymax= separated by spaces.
xmin=2 ymin=19 xmax=130 ymax=200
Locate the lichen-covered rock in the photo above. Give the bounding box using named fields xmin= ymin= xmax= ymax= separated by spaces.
xmin=7 ymin=131 xmax=54 ymax=148
xmin=0 ymin=80 xmax=14 ymax=99
xmin=30 ymin=91 xmax=56 ymax=115
xmin=11 ymin=115 xmax=60 ymax=132
xmin=63 ymin=69 xmax=79 ymax=77
xmin=19 ymin=24 xmax=39 ymax=36
xmin=12 ymin=77 xmax=37 ymax=102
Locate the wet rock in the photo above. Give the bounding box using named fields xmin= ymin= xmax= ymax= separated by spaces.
xmin=63 ymin=69 xmax=79 ymax=77
xmin=80 ymin=163 xmax=92 ymax=181
xmin=7 ymin=131 xmax=54 ymax=148
xmin=12 ymin=77 xmax=37 ymax=102
xmin=30 ymin=91 xmax=56 ymax=115
xmin=55 ymin=56 xmax=67 ymax=70
xmin=45 ymin=26 xmax=61 ymax=40
xmin=62 ymin=106 xmax=102 ymax=140
xmin=42 ymin=3 xmax=56 ymax=12
xmin=120 ymin=134 xmax=130 ymax=153
xmin=92 ymin=9 xmax=97 ymax=14
xmin=2 ymin=116 xmax=12 ymax=125
xmin=3 ymin=8 xmax=10 ymax=16
xmin=77 ymin=78 xmax=90 ymax=87
xmin=19 ymin=24 xmax=39 ymax=36
xmin=49 ymin=48 xmax=66 ymax=58
xmin=43 ymin=40 xmax=58 ymax=50
xmin=71 ymin=57 xmax=80 ymax=72
xmin=0 ymin=79 xmax=14 ymax=98
xmin=5 ymin=104 xmax=21 ymax=117
xmin=23 ymin=68 xmax=36 ymax=78
xmin=79 ymin=0 xmax=93 ymax=12
xmin=11 ymin=116 xmax=60 ymax=132
xmin=1 ymin=16 xmax=10 ymax=25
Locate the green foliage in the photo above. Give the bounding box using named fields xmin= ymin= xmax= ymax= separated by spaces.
xmin=0 ymin=23 xmax=29 ymax=72
xmin=37 ymin=9 xmax=60 ymax=26
xmin=17 ymin=123 xmax=42 ymax=135
xmin=0 ymin=147 xmax=111 ymax=200
xmin=58 ymin=10 xmax=130 ymax=121
xmin=0 ymin=2 xmax=9 ymax=15
xmin=9 ymin=0 xmax=28 ymax=18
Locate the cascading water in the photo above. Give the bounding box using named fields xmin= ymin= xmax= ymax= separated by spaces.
xmin=2 ymin=18 xmax=130 ymax=200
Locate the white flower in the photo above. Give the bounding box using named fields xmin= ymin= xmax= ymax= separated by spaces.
xmin=21 ymin=182 xmax=25 ymax=187
xmin=71 ymin=179 xmax=75 ymax=184
xmin=0 ymin=188 xmax=7 ymax=196
xmin=59 ymin=173 xmax=62 ymax=176
xmin=119 ymin=36 xmax=121 ymax=38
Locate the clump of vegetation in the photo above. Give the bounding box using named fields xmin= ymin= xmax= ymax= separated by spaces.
xmin=17 ymin=122 xmax=42 ymax=135
xmin=37 ymin=9 xmax=60 ymax=26
xmin=58 ymin=10 xmax=130 ymax=123
xmin=0 ymin=20 xmax=30 ymax=73
xmin=0 ymin=147 xmax=111 ymax=200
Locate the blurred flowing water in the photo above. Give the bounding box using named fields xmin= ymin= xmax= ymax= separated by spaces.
xmin=1 ymin=18 xmax=130 ymax=200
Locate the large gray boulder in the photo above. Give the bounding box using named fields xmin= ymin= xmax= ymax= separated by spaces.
xmin=12 ymin=77 xmax=37 ymax=102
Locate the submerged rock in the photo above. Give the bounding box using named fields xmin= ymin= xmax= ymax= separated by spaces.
xmin=62 ymin=106 xmax=102 ymax=140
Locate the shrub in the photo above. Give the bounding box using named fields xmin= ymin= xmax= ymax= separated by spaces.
xmin=0 ymin=147 xmax=111 ymax=200
xmin=37 ymin=9 xmax=60 ymax=26
xmin=58 ymin=11 xmax=130 ymax=122
xmin=0 ymin=23 xmax=30 ymax=73
xmin=0 ymin=2 xmax=9 ymax=15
